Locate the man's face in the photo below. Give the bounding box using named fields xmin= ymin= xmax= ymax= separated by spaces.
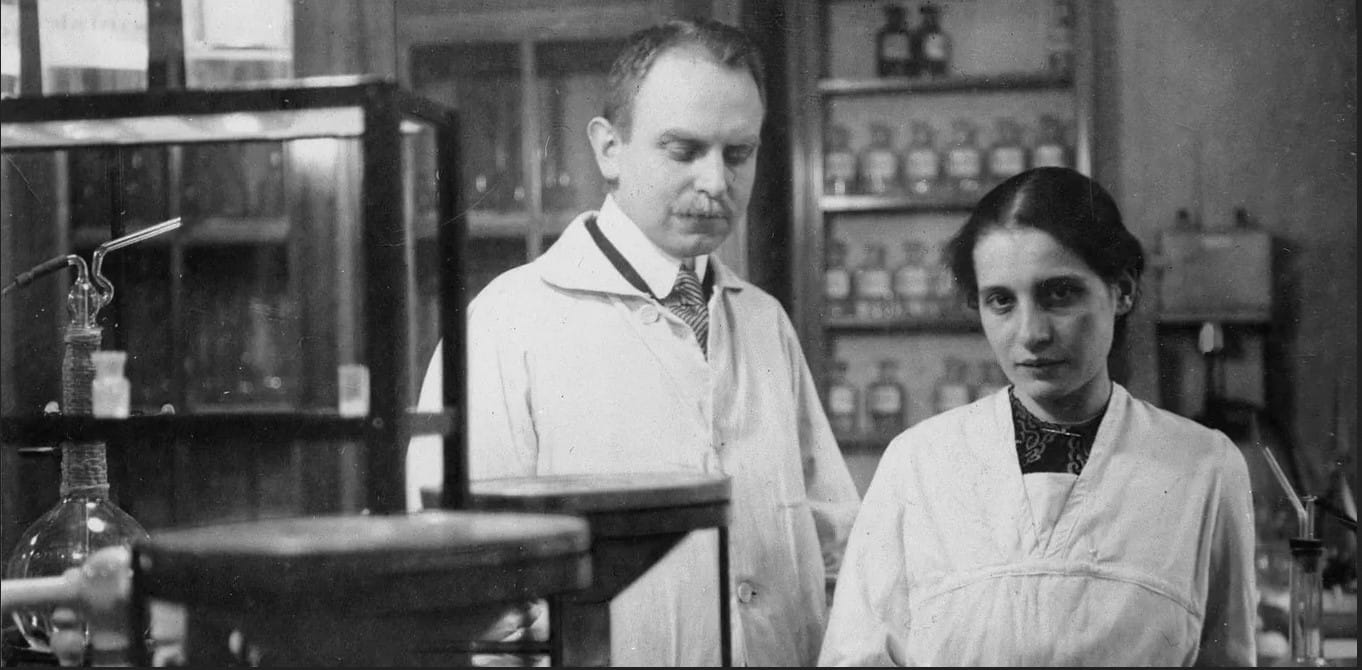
xmin=589 ymin=46 xmax=765 ymax=258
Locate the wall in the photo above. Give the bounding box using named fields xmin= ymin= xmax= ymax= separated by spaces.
xmin=1093 ymin=1 xmax=1356 ymax=495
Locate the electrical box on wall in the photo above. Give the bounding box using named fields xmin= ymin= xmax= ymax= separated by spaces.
xmin=1156 ymin=220 xmax=1273 ymax=323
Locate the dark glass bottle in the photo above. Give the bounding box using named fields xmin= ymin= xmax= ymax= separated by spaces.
xmin=824 ymin=123 xmax=859 ymax=195
xmin=944 ymin=118 xmax=983 ymax=198
xmin=904 ymin=119 xmax=941 ymax=197
xmin=876 ymin=4 xmax=914 ymax=78
xmin=915 ymin=3 xmax=952 ymax=78
xmin=986 ymin=117 xmax=1028 ymax=189
xmin=1031 ymin=114 xmax=1071 ymax=169
xmin=859 ymin=123 xmax=902 ymax=196
xmin=824 ymin=238 xmax=854 ymax=319
xmin=854 ymin=243 xmax=893 ymax=321
xmin=827 ymin=359 xmax=860 ymax=438
xmin=868 ymin=359 xmax=907 ymax=435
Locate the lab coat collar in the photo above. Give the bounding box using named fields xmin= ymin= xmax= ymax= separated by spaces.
xmin=595 ymin=195 xmax=710 ymax=298
xmin=538 ymin=204 xmax=745 ymax=298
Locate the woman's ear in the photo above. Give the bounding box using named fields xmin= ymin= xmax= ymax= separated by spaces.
xmin=1113 ymin=271 xmax=1137 ymax=316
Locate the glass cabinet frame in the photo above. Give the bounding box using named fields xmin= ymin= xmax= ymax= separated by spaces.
xmin=0 ymin=76 xmax=466 ymax=515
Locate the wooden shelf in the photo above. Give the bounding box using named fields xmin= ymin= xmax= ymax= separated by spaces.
xmin=826 ymin=316 xmax=980 ymax=333
xmin=817 ymin=71 xmax=1073 ymax=97
xmin=820 ymin=193 xmax=979 ymax=213
xmin=1155 ymin=312 xmax=1272 ymax=326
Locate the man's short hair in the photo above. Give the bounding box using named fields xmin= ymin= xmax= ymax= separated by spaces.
xmin=603 ymin=18 xmax=767 ymax=139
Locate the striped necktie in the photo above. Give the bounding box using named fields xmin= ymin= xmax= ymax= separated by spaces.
xmin=663 ymin=262 xmax=709 ymax=356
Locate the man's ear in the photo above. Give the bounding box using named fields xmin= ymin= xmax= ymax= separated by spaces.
xmin=587 ymin=116 xmax=622 ymax=182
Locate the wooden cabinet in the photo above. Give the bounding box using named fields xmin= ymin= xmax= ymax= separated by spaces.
xmin=788 ymin=0 xmax=1096 ymax=491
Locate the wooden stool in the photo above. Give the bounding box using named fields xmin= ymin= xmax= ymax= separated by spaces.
xmin=128 ymin=511 xmax=591 ymax=666
xmin=468 ymin=472 xmax=732 ymax=666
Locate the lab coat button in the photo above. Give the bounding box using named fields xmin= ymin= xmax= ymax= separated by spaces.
xmin=736 ymin=581 xmax=755 ymax=603
xmin=639 ymin=305 xmax=660 ymax=324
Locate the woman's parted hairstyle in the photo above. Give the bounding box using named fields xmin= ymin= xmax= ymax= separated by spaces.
xmin=603 ymin=18 xmax=766 ymax=140
xmin=945 ymin=167 xmax=1145 ymax=317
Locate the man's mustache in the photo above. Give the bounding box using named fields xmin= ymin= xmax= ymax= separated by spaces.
xmin=670 ymin=197 xmax=731 ymax=218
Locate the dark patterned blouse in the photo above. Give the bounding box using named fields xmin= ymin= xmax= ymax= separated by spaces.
xmin=1010 ymin=389 xmax=1106 ymax=476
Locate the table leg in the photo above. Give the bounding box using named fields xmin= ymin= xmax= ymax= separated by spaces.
xmin=552 ymin=596 xmax=611 ymax=667
xmin=719 ymin=525 xmax=732 ymax=667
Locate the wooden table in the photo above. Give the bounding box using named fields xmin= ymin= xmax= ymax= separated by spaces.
xmin=128 ymin=511 xmax=591 ymax=666
xmin=468 ymin=471 xmax=732 ymax=666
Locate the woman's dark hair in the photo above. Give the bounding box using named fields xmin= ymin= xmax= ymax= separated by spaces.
xmin=945 ymin=166 xmax=1145 ymax=334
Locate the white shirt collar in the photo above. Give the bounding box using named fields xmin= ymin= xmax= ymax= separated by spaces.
xmin=596 ymin=195 xmax=709 ymax=299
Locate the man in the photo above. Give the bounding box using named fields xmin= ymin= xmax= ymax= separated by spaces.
xmin=411 ymin=18 xmax=860 ymax=666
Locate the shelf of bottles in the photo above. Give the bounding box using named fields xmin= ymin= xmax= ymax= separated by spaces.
xmin=808 ymin=0 xmax=1086 ymax=453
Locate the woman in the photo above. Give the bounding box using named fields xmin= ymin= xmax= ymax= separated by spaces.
xmin=818 ymin=167 xmax=1257 ymax=666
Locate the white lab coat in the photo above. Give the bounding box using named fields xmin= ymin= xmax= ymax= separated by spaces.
xmin=818 ymin=384 xmax=1258 ymax=667
xmin=411 ymin=211 xmax=860 ymax=666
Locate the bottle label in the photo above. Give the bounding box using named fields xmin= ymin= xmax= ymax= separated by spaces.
xmin=829 ymin=386 xmax=857 ymax=414
xmin=937 ymin=384 xmax=971 ymax=411
xmin=893 ymin=267 xmax=931 ymax=297
xmin=989 ymin=147 xmax=1026 ymax=178
xmin=862 ymin=150 xmax=899 ymax=182
xmin=869 ymin=385 xmax=903 ymax=413
xmin=856 ymin=270 xmax=892 ymax=299
xmin=906 ymin=149 xmax=940 ymax=180
xmin=826 ymin=152 xmax=857 ymax=181
xmin=825 ymin=269 xmax=851 ymax=299
xmin=1033 ymin=144 xmax=1067 ymax=168
xmin=947 ymin=148 xmax=981 ymax=178
xmin=923 ymin=34 xmax=949 ymax=62
xmin=881 ymin=35 xmax=910 ymax=60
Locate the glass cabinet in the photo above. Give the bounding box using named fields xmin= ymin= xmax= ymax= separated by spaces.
xmin=1 ymin=78 xmax=462 ymax=538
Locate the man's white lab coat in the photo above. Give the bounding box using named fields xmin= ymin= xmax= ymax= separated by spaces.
xmin=413 ymin=211 xmax=860 ymax=666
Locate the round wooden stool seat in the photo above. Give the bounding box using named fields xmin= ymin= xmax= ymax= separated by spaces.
xmin=132 ymin=511 xmax=591 ymax=666
xmin=469 ymin=471 xmax=730 ymax=537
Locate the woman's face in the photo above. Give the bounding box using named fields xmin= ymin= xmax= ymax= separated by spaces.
xmin=972 ymin=227 xmax=1132 ymax=423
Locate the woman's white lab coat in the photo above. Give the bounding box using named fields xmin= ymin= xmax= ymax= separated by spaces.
xmin=818 ymin=384 xmax=1257 ymax=667
xmin=412 ymin=213 xmax=860 ymax=666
